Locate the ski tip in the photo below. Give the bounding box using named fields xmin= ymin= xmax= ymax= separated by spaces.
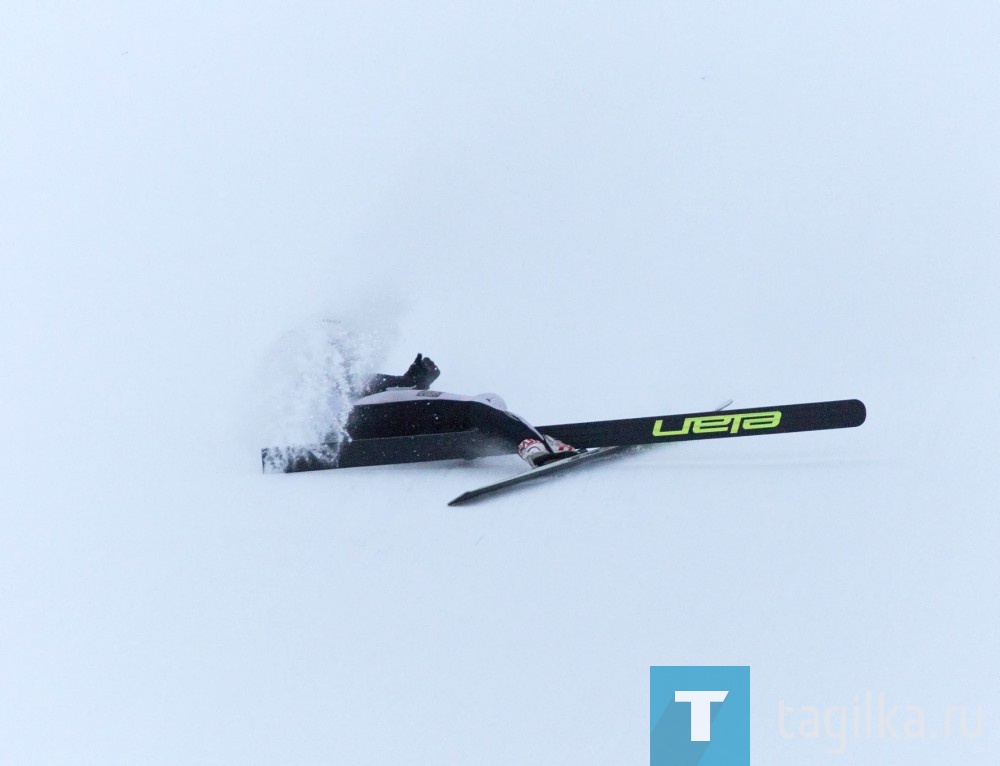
xmin=447 ymin=493 xmax=473 ymax=507
xmin=829 ymin=398 xmax=866 ymax=426
xmin=849 ymin=398 xmax=867 ymax=426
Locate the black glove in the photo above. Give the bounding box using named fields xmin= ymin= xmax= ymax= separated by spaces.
xmin=402 ymin=353 xmax=440 ymax=389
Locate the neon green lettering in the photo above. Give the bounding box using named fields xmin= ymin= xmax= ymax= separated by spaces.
xmin=652 ymin=418 xmax=691 ymax=436
xmin=651 ymin=410 xmax=783 ymax=437
xmin=740 ymin=411 xmax=782 ymax=430
xmin=692 ymin=415 xmax=733 ymax=434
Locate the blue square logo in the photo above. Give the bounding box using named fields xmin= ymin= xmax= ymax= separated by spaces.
xmin=650 ymin=666 xmax=750 ymax=766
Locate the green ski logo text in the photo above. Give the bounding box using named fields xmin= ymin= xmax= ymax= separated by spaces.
xmin=652 ymin=410 xmax=782 ymax=437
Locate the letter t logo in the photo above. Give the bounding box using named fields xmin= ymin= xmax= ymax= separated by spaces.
xmin=674 ymin=690 xmax=729 ymax=741
xmin=651 ymin=666 xmax=749 ymax=766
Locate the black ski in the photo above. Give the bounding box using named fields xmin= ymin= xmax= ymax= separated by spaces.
xmin=538 ymin=399 xmax=866 ymax=448
xmin=447 ymin=446 xmax=630 ymax=506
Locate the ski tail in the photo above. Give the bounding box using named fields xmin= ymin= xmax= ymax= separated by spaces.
xmin=539 ymin=399 xmax=865 ymax=448
xmin=261 ymin=429 xmax=511 ymax=474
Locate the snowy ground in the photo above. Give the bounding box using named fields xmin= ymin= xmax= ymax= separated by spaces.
xmin=2 ymin=3 xmax=998 ymax=764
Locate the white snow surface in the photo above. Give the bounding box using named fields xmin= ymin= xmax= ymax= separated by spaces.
xmin=2 ymin=3 xmax=998 ymax=764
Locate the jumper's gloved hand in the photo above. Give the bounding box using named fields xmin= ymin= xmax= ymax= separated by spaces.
xmin=402 ymin=353 xmax=440 ymax=389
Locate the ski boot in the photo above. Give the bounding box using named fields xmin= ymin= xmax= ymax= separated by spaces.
xmin=517 ymin=435 xmax=578 ymax=468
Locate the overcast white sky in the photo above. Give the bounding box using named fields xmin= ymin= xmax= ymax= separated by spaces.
xmin=2 ymin=3 xmax=998 ymax=763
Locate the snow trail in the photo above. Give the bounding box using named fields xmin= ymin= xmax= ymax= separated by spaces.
xmin=256 ymin=316 xmax=392 ymax=451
